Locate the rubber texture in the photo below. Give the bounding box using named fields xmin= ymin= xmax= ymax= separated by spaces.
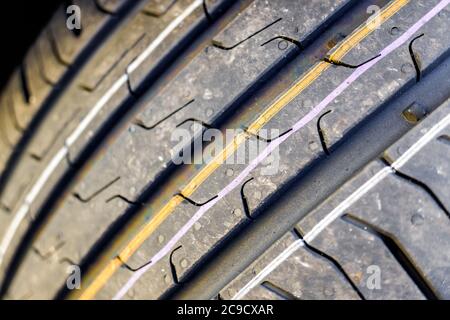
xmin=0 ymin=0 xmax=449 ymax=300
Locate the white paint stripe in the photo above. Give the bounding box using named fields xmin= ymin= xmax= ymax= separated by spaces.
xmin=116 ymin=0 xmax=450 ymax=300
xmin=231 ymin=167 xmax=393 ymax=300
xmin=0 ymin=205 xmax=29 ymax=265
xmin=24 ymin=148 xmax=69 ymax=204
xmin=67 ymin=0 xmax=204 ymax=147
xmin=233 ymin=109 xmax=450 ymax=299
xmin=65 ymin=75 xmax=128 ymax=147
xmin=231 ymin=239 xmax=304 ymax=300
xmin=127 ymin=0 xmax=204 ymax=74
xmin=233 ymin=98 xmax=450 ymax=301
xmin=301 ymin=108 xmax=450 ymax=252
xmin=303 ymin=167 xmax=393 ymax=243
xmin=231 ymin=1 xmax=450 ymax=298
xmin=0 ymin=147 xmax=68 ymax=267
xmin=0 ymin=1 xmax=203 ymax=270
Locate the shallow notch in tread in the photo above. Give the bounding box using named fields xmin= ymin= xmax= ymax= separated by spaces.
xmin=19 ymin=64 xmax=32 ymax=105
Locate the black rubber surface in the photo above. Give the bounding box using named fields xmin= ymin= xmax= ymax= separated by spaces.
xmin=0 ymin=0 xmax=450 ymax=300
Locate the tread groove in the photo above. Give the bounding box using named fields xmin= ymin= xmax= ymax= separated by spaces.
xmin=317 ymin=110 xmax=332 ymax=156
xmin=19 ymin=64 xmax=31 ymax=105
xmin=72 ymin=176 xmax=120 ymax=203
xmin=341 ymin=214 xmax=439 ymax=300
xmin=382 ymin=157 xmax=450 ymax=219
xmin=293 ymin=228 xmax=365 ymax=300
xmin=4 ymin=0 xmax=450 ymax=301
xmin=260 ymin=281 xmax=300 ymax=300
xmin=212 ymin=17 xmax=282 ymax=50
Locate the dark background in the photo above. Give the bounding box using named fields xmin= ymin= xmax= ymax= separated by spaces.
xmin=0 ymin=1 xmax=62 ymax=92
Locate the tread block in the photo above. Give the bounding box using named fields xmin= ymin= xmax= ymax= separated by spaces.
xmin=66 ymin=0 xmax=229 ymax=162
xmin=75 ymin=2 xmax=167 ymax=92
xmin=98 ymin=246 xmax=176 ymax=300
xmin=0 ymin=139 xmax=10 ymax=174
xmin=0 ymin=95 xmax=22 ymax=148
xmin=33 ymin=189 xmax=128 ymax=264
xmin=49 ymin=0 xmax=110 ymax=65
xmin=300 ymin=217 xmax=425 ymax=299
xmin=342 ymin=173 xmax=450 ymax=298
xmin=135 ymin=0 xmax=349 ymax=129
xmin=0 ymin=208 xmax=11 ymax=242
xmin=21 ymin=1 xmax=356 ymax=298
xmin=35 ymin=29 xmax=68 ymax=85
xmin=126 ymin=0 xmax=230 ymax=91
xmin=4 ymin=0 xmax=450 ymax=301
xmin=74 ymin=0 xmax=350 ymax=203
xmin=6 ymin=250 xmax=70 ymax=300
xmin=23 ymin=50 xmax=54 ymax=118
xmin=71 ymin=0 xmax=450 ymax=299
xmin=185 ymin=0 xmax=450 ymax=215
xmin=385 ymin=99 xmax=450 ymax=213
xmin=297 ymin=95 xmax=450 ymax=299
xmin=320 ymin=0 xmax=450 ymax=148
xmin=6 ymin=50 xmax=53 ymax=132
xmin=142 ymin=0 xmax=177 ymax=16
xmin=0 ymin=0 xmax=144 ymax=297
xmin=221 ymin=233 xmax=361 ymax=300
xmin=0 ymin=156 xmax=39 ymax=212
xmin=116 ymin=2 xmax=450 ymax=299
xmin=298 ymin=166 xmax=450 ymax=299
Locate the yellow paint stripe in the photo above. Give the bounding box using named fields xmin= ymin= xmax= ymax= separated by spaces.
xmin=77 ymin=0 xmax=409 ymax=300
xmin=330 ymin=0 xmax=405 ymax=61
xmin=247 ymin=62 xmax=329 ymax=134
